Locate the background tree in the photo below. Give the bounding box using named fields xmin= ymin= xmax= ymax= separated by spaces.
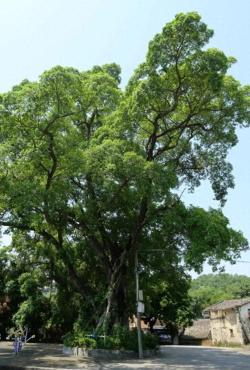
xmin=0 ymin=231 xmax=97 ymax=341
xmin=0 ymin=12 xmax=249 ymax=335
xmin=190 ymin=273 xmax=250 ymax=317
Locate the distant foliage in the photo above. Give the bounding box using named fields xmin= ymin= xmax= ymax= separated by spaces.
xmin=189 ymin=273 xmax=250 ymax=315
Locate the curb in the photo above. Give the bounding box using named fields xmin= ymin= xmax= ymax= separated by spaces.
xmin=63 ymin=345 xmax=159 ymax=360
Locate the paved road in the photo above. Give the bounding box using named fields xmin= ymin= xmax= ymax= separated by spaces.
xmin=158 ymin=345 xmax=250 ymax=370
xmin=102 ymin=345 xmax=250 ymax=370
xmin=1 ymin=342 xmax=250 ymax=369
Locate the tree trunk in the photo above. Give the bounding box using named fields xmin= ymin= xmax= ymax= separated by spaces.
xmin=114 ymin=275 xmax=129 ymax=328
xmin=95 ymin=269 xmax=117 ymax=333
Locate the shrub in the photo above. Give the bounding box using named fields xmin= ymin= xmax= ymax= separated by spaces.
xmin=76 ymin=336 xmax=96 ymax=349
xmin=97 ymin=325 xmax=158 ymax=351
xmin=96 ymin=335 xmax=121 ymax=350
xmin=120 ymin=329 xmax=158 ymax=351
xmin=62 ymin=332 xmax=75 ymax=347
xmin=62 ymin=332 xmax=96 ymax=349
xmin=62 ymin=326 xmax=158 ymax=351
xmin=142 ymin=331 xmax=159 ymax=349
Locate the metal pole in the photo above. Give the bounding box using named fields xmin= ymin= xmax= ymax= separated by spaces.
xmin=135 ymin=251 xmax=143 ymax=359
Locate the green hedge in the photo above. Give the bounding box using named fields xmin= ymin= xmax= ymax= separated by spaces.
xmin=62 ymin=327 xmax=158 ymax=351
xmin=62 ymin=332 xmax=96 ymax=349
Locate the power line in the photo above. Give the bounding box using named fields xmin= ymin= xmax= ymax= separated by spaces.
xmin=237 ymin=260 xmax=250 ymax=264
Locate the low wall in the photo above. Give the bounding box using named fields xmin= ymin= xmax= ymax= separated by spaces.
xmin=63 ymin=345 xmax=159 ymax=359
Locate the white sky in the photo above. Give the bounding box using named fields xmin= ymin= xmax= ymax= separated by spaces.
xmin=0 ymin=0 xmax=250 ymax=276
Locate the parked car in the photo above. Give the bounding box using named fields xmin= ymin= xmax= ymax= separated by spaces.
xmin=152 ymin=328 xmax=172 ymax=344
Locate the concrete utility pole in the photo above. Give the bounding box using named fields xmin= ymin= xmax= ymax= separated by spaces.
xmin=135 ymin=251 xmax=143 ymax=359
xmin=134 ymin=248 xmax=167 ymax=359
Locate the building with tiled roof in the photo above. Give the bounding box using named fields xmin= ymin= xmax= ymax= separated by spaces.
xmin=203 ymin=298 xmax=250 ymax=345
xmin=204 ymin=299 xmax=250 ymax=313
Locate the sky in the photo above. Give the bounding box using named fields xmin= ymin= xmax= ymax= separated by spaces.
xmin=0 ymin=0 xmax=249 ymax=276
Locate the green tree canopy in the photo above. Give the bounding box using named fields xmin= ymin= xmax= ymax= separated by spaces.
xmin=0 ymin=12 xmax=249 ymax=332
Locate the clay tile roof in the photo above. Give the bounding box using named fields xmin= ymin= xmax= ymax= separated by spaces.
xmin=204 ymin=298 xmax=250 ymax=312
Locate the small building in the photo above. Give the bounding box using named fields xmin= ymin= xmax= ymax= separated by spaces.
xmin=181 ymin=319 xmax=211 ymax=345
xmin=129 ymin=316 xmax=163 ymax=332
xmin=129 ymin=315 xmax=150 ymax=331
xmin=204 ymin=298 xmax=250 ymax=345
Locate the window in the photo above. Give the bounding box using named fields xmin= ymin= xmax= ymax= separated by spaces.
xmin=248 ymin=309 xmax=250 ymax=319
xmin=230 ymin=329 xmax=234 ymax=337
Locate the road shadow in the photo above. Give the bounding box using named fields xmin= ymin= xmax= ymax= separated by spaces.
xmin=0 ymin=342 xmax=95 ymax=369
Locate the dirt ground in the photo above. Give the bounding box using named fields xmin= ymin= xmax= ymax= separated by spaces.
xmin=0 ymin=342 xmax=96 ymax=368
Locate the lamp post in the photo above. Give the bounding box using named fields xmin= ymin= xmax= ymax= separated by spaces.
xmin=135 ymin=251 xmax=143 ymax=359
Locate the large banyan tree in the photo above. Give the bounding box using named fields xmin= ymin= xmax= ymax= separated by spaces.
xmin=0 ymin=12 xmax=249 ymax=331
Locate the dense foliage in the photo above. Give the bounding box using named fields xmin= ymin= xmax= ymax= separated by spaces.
xmin=0 ymin=12 xmax=249 ymax=339
xmin=62 ymin=325 xmax=158 ymax=351
xmin=0 ymin=236 xmax=80 ymax=341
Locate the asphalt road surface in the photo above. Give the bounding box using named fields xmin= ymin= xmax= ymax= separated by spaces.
xmin=158 ymin=345 xmax=250 ymax=370
xmin=1 ymin=342 xmax=250 ymax=369
xmin=103 ymin=345 xmax=250 ymax=370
